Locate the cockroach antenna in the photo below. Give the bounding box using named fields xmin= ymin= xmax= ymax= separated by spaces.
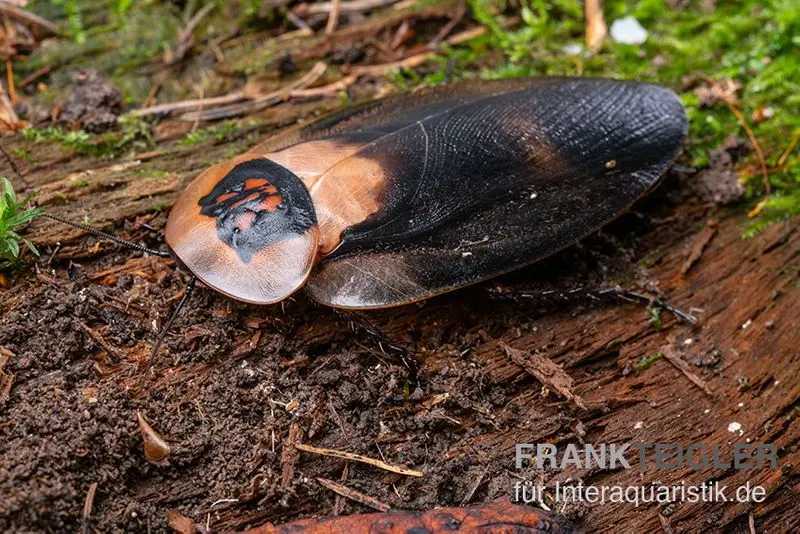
xmin=43 ymin=213 xmax=171 ymax=258
xmin=141 ymin=276 xmax=197 ymax=388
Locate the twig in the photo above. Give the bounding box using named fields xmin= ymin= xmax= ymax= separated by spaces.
xmin=179 ymin=62 xmax=327 ymax=121
xmin=165 ymin=2 xmax=216 ymax=65
xmin=6 ymin=60 xmax=15 ymax=104
xmin=349 ymin=21 xmax=509 ymax=77
xmin=295 ymin=442 xmax=424 ymax=477
xmin=76 ymin=320 xmax=126 ymax=361
xmin=290 ymin=74 xmax=358 ymax=99
xmin=702 ymin=76 xmax=770 ymax=193
xmin=317 ymin=478 xmax=391 ymax=512
xmin=679 ymin=220 xmax=717 ymax=275
xmin=325 ymin=0 xmax=342 ymax=35
xmin=427 ymin=0 xmax=465 ymax=49
xmin=777 ymin=132 xmax=800 ymax=167
xmin=0 ymin=346 xmax=15 ymax=406
xmin=0 ymin=3 xmax=59 ymax=35
xmin=82 ymin=482 xmax=98 ymax=534
xmin=661 ymin=346 xmax=714 ymax=397
xmin=129 ymin=91 xmax=246 ymax=117
xmin=347 ymin=51 xmax=437 ymax=77
xmin=0 ymin=79 xmax=20 ymax=124
xmin=281 ymin=421 xmax=302 ymax=488
xmin=585 ymin=0 xmax=607 ymax=54
xmin=295 ymin=0 xmax=401 ymax=16
xmin=18 ymin=64 xmax=52 ymax=89
xmin=286 ymin=12 xmax=313 ymax=33
xmin=723 ymin=99 xmax=770 ymax=193
xmin=460 ymin=464 xmax=489 ymax=505
xmin=190 ymin=85 xmax=204 ymax=133
xmin=332 ymin=463 xmax=349 ymax=515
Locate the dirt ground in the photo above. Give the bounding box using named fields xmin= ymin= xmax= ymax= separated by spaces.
xmin=1 ymin=3 xmax=799 ymax=534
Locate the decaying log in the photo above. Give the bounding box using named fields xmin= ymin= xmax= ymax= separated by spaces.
xmin=237 ymin=499 xmax=576 ymax=533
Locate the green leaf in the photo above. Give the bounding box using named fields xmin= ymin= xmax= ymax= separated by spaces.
xmin=6 ymin=238 xmax=19 ymax=259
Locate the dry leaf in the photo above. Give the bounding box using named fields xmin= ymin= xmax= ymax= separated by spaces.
xmin=137 ymin=411 xmax=171 ymax=465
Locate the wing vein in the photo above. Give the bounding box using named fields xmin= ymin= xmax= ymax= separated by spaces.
xmin=342 ymin=260 xmax=417 ymax=300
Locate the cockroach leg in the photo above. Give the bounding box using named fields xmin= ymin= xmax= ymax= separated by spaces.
xmin=137 ymin=222 xmax=162 ymax=234
xmin=333 ymin=309 xmax=420 ymax=380
xmin=141 ymin=276 xmax=197 ymax=388
xmin=444 ymin=57 xmax=456 ymax=84
xmin=488 ymin=283 xmax=697 ymax=324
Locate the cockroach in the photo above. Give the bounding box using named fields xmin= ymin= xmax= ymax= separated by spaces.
xmin=45 ymin=77 xmax=692 ymax=382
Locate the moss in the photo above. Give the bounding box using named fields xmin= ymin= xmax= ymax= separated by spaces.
xmin=635 ymin=351 xmax=663 ymax=374
xmin=648 ymin=306 xmax=662 ymax=330
xmin=454 ymin=0 xmax=800 ymax=235
xmin=11 ymin=148 xmax=36 ymax=164
xmin=20 ymin=115 xmax=152 ymax=158
xmin=179 ymin=121 xmax=246 ymax=147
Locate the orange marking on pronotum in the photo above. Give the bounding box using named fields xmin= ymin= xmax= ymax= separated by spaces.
xmin=244 ymin=178 xmax=271 ymax=190
xmin=215 ymin=192 xmax=237 ymax=204
xmin=260 ymin=195 xmax=283 ymax=212
xmin=230 ymin=192 xmax=261 ymax=209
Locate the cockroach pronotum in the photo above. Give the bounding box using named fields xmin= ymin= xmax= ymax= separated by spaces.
xmin=45 ymin=77 xmax=693 ymax=382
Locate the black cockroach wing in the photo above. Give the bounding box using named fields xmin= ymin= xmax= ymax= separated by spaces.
xmin=165 ymin=78 xmax=687 ymax=308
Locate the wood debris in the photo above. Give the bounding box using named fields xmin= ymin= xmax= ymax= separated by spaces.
xmin=81 ymin=482 xmax=98 ymax=534
xmin=0 ymin=3 xmax=59 ymax=35
xmin=295 ymin=442 xmax=424 ymax=477
xmin=325 ymin=0 xmax=342 ymax=34
xmin=316 ymin=477 xmax=391 ymax=512
xmin=699 ymin=76 xmax=769 ymax=193
xmin=680 ymin=219 xmax=718 ymax=275
xmin=163 ymin=2 xmax=216 ymax=65
xmin=129 ymin=91 xmax=246 ymax=118
xmin=76 ymin=321 xmax=126 ymax=361
xmin=238 ymin=499 xmax=575 ymax=533
xmin=661 ymin=346 xmax=714 ymax=397
xmin=280 ymin=421 xmax=302 ymax=487
xmin=294 ymin=0 xmax=403 ymax=17
xmin=179 ymin=62 xmax=328 ymax=122
xmin=500 ymin=342 xmax=586 ymax=409
xmin=167 ymin=509 xmax=197 ymax=534
xmin=585 ymin=0 xmax=607 ymax=53
xmin=0 ymin=346 xmax=14 ymax=406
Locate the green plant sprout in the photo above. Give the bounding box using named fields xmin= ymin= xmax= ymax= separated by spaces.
xmin=0 ymin=177 xmax=43 ymax=271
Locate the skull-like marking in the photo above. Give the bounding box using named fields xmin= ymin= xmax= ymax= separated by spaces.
xmin=198 ymin=158 xmax=317 ymax=263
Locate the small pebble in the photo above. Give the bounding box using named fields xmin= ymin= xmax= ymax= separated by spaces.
xmin=610 ymin=17 xmax=648 ymax=45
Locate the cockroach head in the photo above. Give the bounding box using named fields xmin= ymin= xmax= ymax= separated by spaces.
xmin=165 ymin=156 xmax=320 ymax=305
